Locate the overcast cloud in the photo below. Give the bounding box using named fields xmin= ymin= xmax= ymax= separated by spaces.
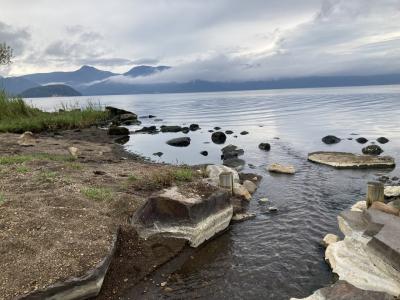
xmin=0 ymin=0 xmax=399 ymax=81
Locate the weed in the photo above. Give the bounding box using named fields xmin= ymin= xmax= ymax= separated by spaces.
xmin=16 ymin=166 xmax=30 ymax=173
xmin=37 ymin=171 xmax=58 ymax=183
xmin=0 ymin=153 xmax=74 ymax=165
xmin=81 ymin=187 xmax=113 ymax=201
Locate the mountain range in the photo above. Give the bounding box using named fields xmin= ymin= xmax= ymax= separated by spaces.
xmin=1 ymin=65 xmax=400 ymax=97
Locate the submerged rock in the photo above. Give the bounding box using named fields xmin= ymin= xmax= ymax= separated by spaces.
xmin=240 ymin=131 xmax=249 ymax=135
xmin=322 ymin=135 xmax=341 ymax=144
xmin=153 ymin=152 xmax=163 ymax=157
xmin=161 ymin=125 xmax=182 ymax=133
xmin=211 ymin=132 xmax=227 ymax=144
xmin=362 ymin=145 xmax=383 ymax=155
xmin=214 ymin=127 xmax=221 ymax=130
xmin=258 ymin=143 xmax=271 ymax=151
xmin=189 ymin=124 xmax=200 ymax=131
xmin=308 ymin=151 xmax=395 ymax=169
xmin=132 ymin=185 xmax=233 ymax=247
xmin=166 ymin=137 xmax=191 ymax=147
xmin=356 ymin=137 xmax=368 ymax=144
xmin=225 ymin=130 xmax=233 ymax=134
xmin=267 ymin=163 xmax=296 ymax=174
xmin=377 ymin=137 xmax=390 ymax=144
xmin=135 ymin=126 xmax=158 ymax=134
xmin=223 ymin=158 xmax=245 ymax=170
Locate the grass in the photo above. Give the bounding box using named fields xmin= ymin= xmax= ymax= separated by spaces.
xmin=65 ymin=162 xmax=84 ymax=170
xmin=172 ymin=167 xmax=194 ymax=182
xmin=0 ymin=91 xmax=108 ymax=133
xmin=36 ymin=171 xmax=59 ymax=183
xmin=0 ymin=193 xmax=5 ymax=205
xmin=81 ymin=187 xmax=113 ymax=201
xmin=0 ymin=153 xmax=75 ymax=165
xmin=16 ymin=165 xmax=30 ymax=173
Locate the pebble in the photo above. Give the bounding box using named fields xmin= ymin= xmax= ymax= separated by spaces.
xmin=268 ymin=206 xmax=278 ymax=212
xmin=259 ymin=197 xmax=269 ymax=203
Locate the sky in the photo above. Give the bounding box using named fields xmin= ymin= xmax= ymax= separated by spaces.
xmin=1 ymin=0 xmax=400 ymax=82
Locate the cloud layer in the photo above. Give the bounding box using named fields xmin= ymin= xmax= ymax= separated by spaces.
xmin=1 ymin=0 xmax=400 ymax=80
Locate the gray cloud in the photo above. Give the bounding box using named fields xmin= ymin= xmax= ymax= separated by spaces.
xmin=0 ymin=22 xmax=30 ymax=56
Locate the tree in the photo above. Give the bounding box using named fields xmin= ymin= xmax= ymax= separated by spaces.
xmin=0 ymin=43 xmax=12 ymax=65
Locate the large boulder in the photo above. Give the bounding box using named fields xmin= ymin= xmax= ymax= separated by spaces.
xmin=211 ymin=132 xmax=227 ymax=144
xmin=322 ymin=135 xmax=341 ymax=144
xmin=106 ymin=106 xmax=140 ymax=126
xmin=362 ymin=145 xmax=384 ymax=155
xmin=132 ymin=185 xmax=233 ymax=247
xmin=308 ymin=152 xmax=395 ymax=169
xmin=166 ymin=137 xmax=191 ymax=147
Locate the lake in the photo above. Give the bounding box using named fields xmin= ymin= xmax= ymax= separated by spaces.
xmin=29 ymin=85 xmax=400 ymax=299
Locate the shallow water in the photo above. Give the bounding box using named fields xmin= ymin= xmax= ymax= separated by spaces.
xmin=30 ymin=85 xmax=400 ymax=299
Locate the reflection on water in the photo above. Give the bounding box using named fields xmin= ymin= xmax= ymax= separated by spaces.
xmin=29 ymin=85 xmax=400 ymax=299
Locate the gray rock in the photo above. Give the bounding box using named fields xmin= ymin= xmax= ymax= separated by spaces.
xmin=225 ymin=130 xmax=234 ymax=134
xmin=223 ymin=158 xmax=245 ymax=170
xmin=258 ymin=143 xmax=271 ymax=151
xmin=166 ymin=137 xmax=191 ymax=147
xmin=135 ymin=126 xmax=158 ymax=134
xmin=377 ymin=137 xmax=389 ymax=144
xmin=189 ymin=124 xmax=200 ymax=131
xmin=200 ymin=151 xmax=208 ymax=156
xmin=240 ymin=131 xmax=249 ymax=135
xmin=322 ymin=135 xmax=341 ymax=144
xmin=362 ymin=145 xmax=383 ymax=155
xmin=221 ymin=144 xmax=244 ymax=160
xmin=356 ymin=137 xmax=368 ymax=144
xmin=153 ymin=152 xmax=163 ymax=157
xmin=161 ymin=125 xmax=182 ymax=133
xmin=211 ymin=132 xmax=227 ymax=144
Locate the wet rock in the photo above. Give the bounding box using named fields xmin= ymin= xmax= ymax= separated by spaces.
xmin=140 ymin=114 xmax=156 ymax=118
xmin=259 ymin=197 xmax=269 ymax=203
xmin=17 ymin=131 xmax=36 ymax=146
xmin=248 ymin=164 xmax=256 ymax=169
xmin=392 ymin=176 xmax=399 ymax=181
xmin=223 ymin=158 xmax=245 ymax=170
xmin=243 ymin=180 xmax=257 ymax=194
xmin=154 ymin=118 xmax=163 ymax=122
xmin=308 ymin=151 xmax=395 ymax=169
xmin=160 ymin=125 xmax=182 ymax=133
xmin=348 ymin=137 xmax=353 ymax=140
xmin=225 ymin=130 xmax=233 ymax=134
xmin=200 ymin=151 xmax=208 ymax=156
xmin=221 ymin=144 xmax=244 ymax=160
xmin=208 ymin=130 xmax=214 ymax=133
xmin=114 ymin=135 xmax=130 ymax=145
xmin=356 ymin=137 xmax=368 ymax=144
xmin=377 ymin=137 xmax=389 ymax=144
xmin=258 ymin=143 xmax=271 ymax=151
xmin=106 ymin=106 xmax=136 ymax=117
xmin=211 ymin=132 xmax=226 ymax=144
xmin=388 ymin=199 xmax=400 ymax=210
xmin=267 ymin=163 xmax=296 ymax=174
xmin=166 ymin=137 xmax=191 ymax=147
xmin=135 ymin=126 xmax=158 ymax=134
xmin=268 ymin=206 xmax=278 ymax=212
xmin=181 ymin=127 xmax=190 ymax=134
xmin=232 ymin=184 xmax=251 ymax=201
xmin=108 ymin=126 xmax=130 ymax=136
xmin=322 ymin=135 xmax=341 ymax=144
xmin=132 ymin=186 xmax=233 ymax=247
xmin=214 ymin=127 xmax=221 ymax=130
xmin=153 ymin=152 xmax=163 ymax=157
xmin=189 ymin=124 xmax=200 ymax=131
xmin=231 ymin=212 xmax=256 ymax=223
xmin=378 ymin=175 xmax=391 ymax=184
xmin=119 ymin=113 xmax=138 ymax=124
xmin=362 ymin=144 xmax=383 ymax=155
xmin=322 ymin=233 xmax=339 ymax=248
xmin=240 ymin=131 xmax=249 ymax=135
xmin=68 ymin=146 xmax=79 ymax=159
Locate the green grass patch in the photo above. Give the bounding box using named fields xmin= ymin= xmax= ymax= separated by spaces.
xmin=36 ymin=171 xmax=59 ymax=183
xmin=0 ymin=193 xmax=5 ymax=205
xmin=81 ymin=187 xmax=113 ymax=201
xmin=65 ymin=162 xmax=84 ymax=170
xmin=127 ymin=174 xmax=138 ymax=182
xmin=0 ymin=153 xmax=75 ymax=165
xmin=172 ymin=168 xmax=194 ymax=182
xmin=16 ymin=165 xmax=30 ymax=173
xmin=0 ymin=91 xmax=108 ymax=133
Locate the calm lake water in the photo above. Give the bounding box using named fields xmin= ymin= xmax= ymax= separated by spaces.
xmin=29 ymin=85 xmax=400 ymax=299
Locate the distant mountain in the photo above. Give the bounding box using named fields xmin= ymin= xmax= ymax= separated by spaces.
xmin=20 ymin=65 xmax=118 ymax=88
xmin=80 ymin=73 xmax=400 ymax=95
xmin=20 ymin=84 xmax=82 ymax=98
xmin=124 ymin=65 xmax=171 ymax=77
xmin=0 ymin=76 xmax=39 ymax=95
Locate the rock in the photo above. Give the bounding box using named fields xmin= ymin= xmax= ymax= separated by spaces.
xmin=259 ymin=197 xmax=269 ymax=203
xmin=356 ymin=137 xmax=368 ymax=144
xmin=160 ymin=125 xmax=182 ymax=133
xmin=248 ymin=164 xmax=256 ymax=169
xmin=108 ymin=126 xmax=129 ymax=136
xmin=231 ymin=213 xmax=256 ymax=223
xmin=240 ymin=131 xmax=249 ymax=135
xmin=205 ymin=165 xmax=240 ymax=186
xmin=267 ymin=163 xmax=296 ymax=174
xmin=392 ymin=176 xmax=399 ymax=181
xmin=68 ymin=146 xmax=79 ymax=159
xmin=351 ymin=201 xmax=367 ymax=212
xmin=308 ymin=152 xmax=395 ymax=169
xmin=132 ymin=186 xmax=233 ymax=247
xmin=166 ymin=137 xmax=191 ymax=147
xmin=119 ymin=113 xmax=137 ymax=122
xmin=214 ymin=127 xmax=221 ymax=130
xmin=93 ymin=170 xmax=106 ymax=176
xmin=243 ymin=180 xmax=257 ymax=194
xmin=223 ymin=158 xmax=245 ymax=170
xmin=258 ymin=143 xmax=271 ymax=151
xmin=189 ymin=124 xmax=200 ymax=131
xmin=221 ymin=144 xmax=244 ymax=160
xmin=211 ymin=132 xmax=226 ymax=144
xmin=268 ymin=206 xmax=278 ymax=212
xmin=106 ymin=106 xmax=136 ymax=117
xmin=200 ymin=151 xmax=208 ymax=156
xmin=370 ymin=202 xmax=400 ymax=216
xmin=362 ymin=145 xmax=384 ymax=155
xmin=208 ymin=130 xmax=214 ymax=133
xmin=160 ymin=282 xmax=167 ymax=287
xmin=135 ymin=126 xmax=158 ymax=134
xmin=225 ymin=130 xmax=233 ymax=134
xmin=181 ymin=127 xmax=190 ymax=134
xmin=114 ymin=136 xmax=130 ymax=145
xmin=384 ymin=186 xmax=400 ymax=198
xmin=322 ymin=135 xmax=341 ymax=144
xmin=140 ymin=114 xmax=156 ymax=119
xmin=322 ymin=233 xmax=339 ymax=248
xmin=291 ymin=280 xmax=395 ymax=300
xmin=164 ymin=287 xmax=173 ymax=292
xmin=153 ymin=152 xmax=163 ymax=157
xmin=17 ymin=131 xmax=36 ymax=146
xmin=233 ymin=183 xmax=251 ymax=201
xmin=388 ymin=199 xmax=400 ymax=210
xmin=377 ymin=137 xmax=389 ymax=144
xmin=378 ymin=175 xmax=391 ymax=183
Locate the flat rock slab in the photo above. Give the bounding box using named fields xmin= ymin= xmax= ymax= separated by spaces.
xmin=132 ymin=184 xmax=233 ymax=247
xmin=291 ymin=280 xmax=395 ymax=300
xmin=384 ymin=186 xmax=400 ymax=198
xmin=308 ymin=151 xmax=395 ymax=169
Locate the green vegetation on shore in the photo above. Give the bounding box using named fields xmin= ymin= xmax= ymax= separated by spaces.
xmin=0 ymin=91 xmax=108 ymax=133
xmin=0 ymin=153 xmax=75 ymax=165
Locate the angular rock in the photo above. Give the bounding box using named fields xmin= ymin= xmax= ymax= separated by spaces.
xmin=362 ymin=145 xmax=383 ymax=155
xmin=258 ymin=143 xmax=271 ymax=151
xmin=108 ymin=126 xmax=130 ymax=136
xmin=377 ymin=137 xmax=389 ymax=144
xmin=322 ymin=135 xmax=341 ymax=144
xmin=160 ymin=125 xmax=182 ymax=133
xmin=166 ymin=137 xmax=191 ymax=147
xmin=233 ymin=183 xmax=251 ymax=201
xmin=267 ymin=163 xmax=295 ymax=175
xmin=322 ymin=233 xmax=339 ymax=248
xmin=356 ymin=137 xmax=368 ymax=144
xmin=221 ymin=144 xmax=244 ymax=160
xmin=351 ymin=200 xmax=367 ymax=212
xmin=17 ymin=131 xmax=36 ymax=146
xmin=308 ymin=152 xmax=395 ymax=169
xmin=384 ymin=186 xmax=400 ymax=198
xmin=132 ymin=185 xmax=233 ymax=247
xmin=211 ymin=132 xmax=226 ymax=144
xmin=223 ymin=158 xmax=245 ymax=171
xmin=243 ymin=180 xmax=257 ymax=194
xmin=153 ymin=152 xmax=163 ymax=157
xmin=370 ymin=202 xmax=399 ymax=216
xmin=106 ymin=106 xmax=136 ymax=117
